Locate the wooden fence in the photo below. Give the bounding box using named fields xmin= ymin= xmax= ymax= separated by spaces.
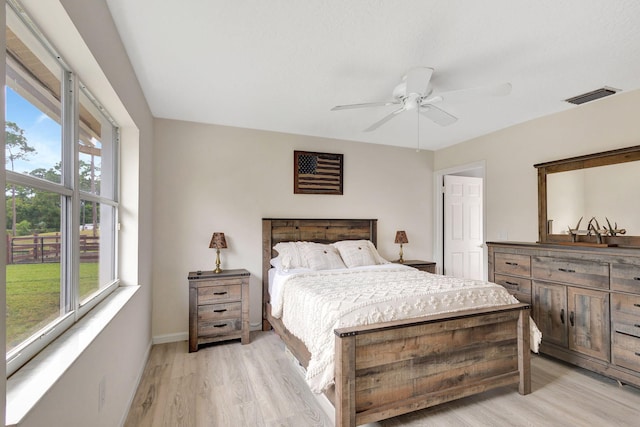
xmin=6 ymin=233 xmax=99 ymax=264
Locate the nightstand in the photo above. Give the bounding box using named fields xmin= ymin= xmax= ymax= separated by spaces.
xmin=188 ymin=268 xmax=250 ymax=352
xmin=401 ymin=260 xmax=436 ymax=273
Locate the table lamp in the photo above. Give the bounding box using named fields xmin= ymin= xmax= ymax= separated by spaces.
xmin=395 ymin=230 xmax=408 ymax=263
xmin=209 ymin=232 xmax=227 ymax=273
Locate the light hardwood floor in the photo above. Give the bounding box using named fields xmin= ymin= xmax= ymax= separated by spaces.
xmin=124 ymin=331 xmax=640 ymax=426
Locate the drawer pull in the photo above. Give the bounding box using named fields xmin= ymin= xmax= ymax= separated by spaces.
xmin=504 ymin=281 xmax=519 ymax=287
xmin=634 ymin=304 xmax=640 ymax=308
xmin=213 ymin=291 xmax=228 ymax=296
xmin=636 ymin=352 xmax=640 ymax=357
xmin=635 ymin=324 xmax=640 ymax=328
xmin=634 ymin=277 xmax=640 ymax=281
xmin=213 ymin=324 xmax=226 ymax=328
xmin=213 ymin=309 xmax=227 ymax=313
xmin=569 ymin=311 xmax=575 ymax=327
xmin=560 ymin=309 xmax=565 ymax=325
xmin=505 ymin=262 xmax=519 ymax=266
xmin=558 ymin=268 xmax=575 ymax=273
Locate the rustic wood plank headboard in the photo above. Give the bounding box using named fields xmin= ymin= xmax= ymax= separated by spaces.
xmin=261 ymin=218 xmax=377 ymax=329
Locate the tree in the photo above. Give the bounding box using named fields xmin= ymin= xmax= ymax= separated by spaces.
xmin=5 ymin=121 xmax=36 ymax=236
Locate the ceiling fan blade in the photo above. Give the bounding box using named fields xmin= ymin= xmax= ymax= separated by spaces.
xmin=364 ymin=106 xmax=406 ymax=132
xmin=420 ymin=104 xmax=458 ymax=126
xmin=331 ymin=101 xmax=399 ymax=111
xmin=405 ymin=67 xmax=433 ymax=96
xmin=433 ymin=82 xmax=512 ymax=104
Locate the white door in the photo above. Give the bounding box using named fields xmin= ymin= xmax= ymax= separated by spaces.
xmin=443 ymin=175 xmax=483 ymax=279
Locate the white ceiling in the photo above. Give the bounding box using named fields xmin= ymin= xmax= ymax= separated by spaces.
xmin=105 ymin=0 xmax=640 ymax=150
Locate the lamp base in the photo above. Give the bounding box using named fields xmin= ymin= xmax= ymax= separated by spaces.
xmin=214 ymin=249 xmax=223 ymax=273
xmin=398 ymin=244 xmax=404 ymax=263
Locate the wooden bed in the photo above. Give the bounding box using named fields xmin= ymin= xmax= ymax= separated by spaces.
xmin=262 ymin=218 xmax=531 ymax=427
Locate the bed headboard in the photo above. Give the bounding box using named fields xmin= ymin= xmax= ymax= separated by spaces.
xmin=261 ymin=218 xmax=377 ymax=329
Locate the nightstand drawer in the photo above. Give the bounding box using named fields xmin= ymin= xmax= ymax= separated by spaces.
xmin=198 ymin=301 xmax=242 ymax=322
xmin=198 ymin=318 xmax=242 ymax=338
xmin=494 ymin=253 xmax=530 ymax=277
xmin=198 ymin=284 xmax=242 ymax=304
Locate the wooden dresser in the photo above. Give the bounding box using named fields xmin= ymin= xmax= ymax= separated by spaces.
xmin=487 ymin=242 xmax=640 ymax=387
xmin=188 ymin=269 xmax=250 ymax=352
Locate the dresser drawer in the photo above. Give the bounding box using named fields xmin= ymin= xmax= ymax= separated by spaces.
xmin=532 ymin=256 xmax=609 ymax=289
xmin=198 ymin=318 xmax=242 ymax=338
xmin=494 ymin=274 xmax=531 ymax=301
xmin=198 ymin=301 xmax=242 ymax=322
xmin=611 ymin=264 xmax=640 ymax=294
xmin=198 ymin=284 xmax=242 ymax=304
xmin=612 ymin=332 xmax=640 ymax=372
xmin=494 ymin=253 xmax=531 ymax=277
xmin=611 ymin=293 xmax=640 ymax=338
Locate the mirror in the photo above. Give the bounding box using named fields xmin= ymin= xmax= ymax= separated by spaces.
xmin=536 ymin=145 xmax=640 ymax=246
xmin=547 ymin=162 xmax=640 ymax=235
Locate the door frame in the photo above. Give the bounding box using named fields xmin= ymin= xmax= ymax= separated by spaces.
xmin=433 ymin=160 xmax=487 ymax=278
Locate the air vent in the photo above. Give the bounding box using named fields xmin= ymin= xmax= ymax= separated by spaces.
xmin=565 ymin=87 xmax=619 ymax=105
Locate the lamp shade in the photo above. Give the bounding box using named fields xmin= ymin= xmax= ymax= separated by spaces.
xmin=394 ymin=230 xmax=408 ymax=244
xmin=209 ymin=232 xmax=227 ymax=249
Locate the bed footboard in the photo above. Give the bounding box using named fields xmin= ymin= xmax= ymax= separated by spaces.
xmin=334 ymin=303 xmax=531 ymax=427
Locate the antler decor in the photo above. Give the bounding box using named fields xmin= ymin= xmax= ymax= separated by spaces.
xmin=567 ymin=216 xmax=626 ymax=242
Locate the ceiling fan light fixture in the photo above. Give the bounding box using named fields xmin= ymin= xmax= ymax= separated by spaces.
xmin=331 ymin=67 xmax=510 ymax=132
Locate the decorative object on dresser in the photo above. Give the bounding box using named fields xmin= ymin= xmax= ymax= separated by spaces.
xmin=294 ymin=150 xmax=343 ymax=195
xmin=188 ymin=268 xmax=250 ymax=352
xmin=394 ymin=230 xmax=408 ymax=263
xmin=209 ymin=232 xmax=227 ymax=273
xmin=488 ymin=242 xmax=640 ymax=388
xmin=263 ymin=218 xmax=532 ymax=427
xmin=566 ymin=216 xmax=627 ymax=244
xmin=402 ymin=259 xmax=436 ymax=273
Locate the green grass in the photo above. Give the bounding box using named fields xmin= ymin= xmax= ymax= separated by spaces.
xmin=6 ymin=262 xmax=99 ymax=350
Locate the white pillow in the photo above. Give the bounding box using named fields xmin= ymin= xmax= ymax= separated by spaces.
xmin=332 ymin=240 xmax=389 ymax=268
xmin=270 ymin=256 xmax=283 ymax=270
xmin=298 ymin=242 xmax=347 ymax=270
xmin=273 ymin=242 xmax=308 ymax=269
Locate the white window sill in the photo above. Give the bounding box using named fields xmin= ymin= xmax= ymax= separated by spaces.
xmin=6 ymin=285 xmax=140 ymax=427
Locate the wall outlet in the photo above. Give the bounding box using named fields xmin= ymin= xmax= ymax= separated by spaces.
xmin=98 ymin=376 xmax=106 ymax=412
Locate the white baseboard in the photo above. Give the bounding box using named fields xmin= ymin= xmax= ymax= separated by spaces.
xmin=152 ymin=332 xmax=188 ymax=345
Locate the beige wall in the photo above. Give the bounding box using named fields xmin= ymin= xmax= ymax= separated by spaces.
xmin=435 ymin=88 xmax=640 ymax=243
xmin=152 ymin=119 xmax=434 ymax=337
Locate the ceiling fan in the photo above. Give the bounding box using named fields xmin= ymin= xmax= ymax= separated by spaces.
xmin=330 ymin=67 xmax=512 ymax=132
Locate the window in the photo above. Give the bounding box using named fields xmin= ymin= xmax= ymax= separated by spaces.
xmin=5 ymin=0 xmax=119 ymax=376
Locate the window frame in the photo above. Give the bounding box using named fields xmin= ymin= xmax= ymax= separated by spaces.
xmin=5 ymin=0 xmax=120 ymax=377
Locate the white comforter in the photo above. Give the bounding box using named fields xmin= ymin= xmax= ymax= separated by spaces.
xmin=271 ymin=266 xmax=541 ymax=393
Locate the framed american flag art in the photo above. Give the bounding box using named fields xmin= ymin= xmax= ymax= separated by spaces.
xmin=294 ymin=150 xmax=343 ymax=195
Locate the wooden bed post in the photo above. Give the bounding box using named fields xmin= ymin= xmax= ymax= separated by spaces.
xmin=518 ymin=308 xmax=532 ymax=395
xmin=335 ymin=332 xmax=356 ymax=427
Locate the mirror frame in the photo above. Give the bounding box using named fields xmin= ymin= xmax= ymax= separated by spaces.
xmin=535 ymin=145 xmax=640 ymax=246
